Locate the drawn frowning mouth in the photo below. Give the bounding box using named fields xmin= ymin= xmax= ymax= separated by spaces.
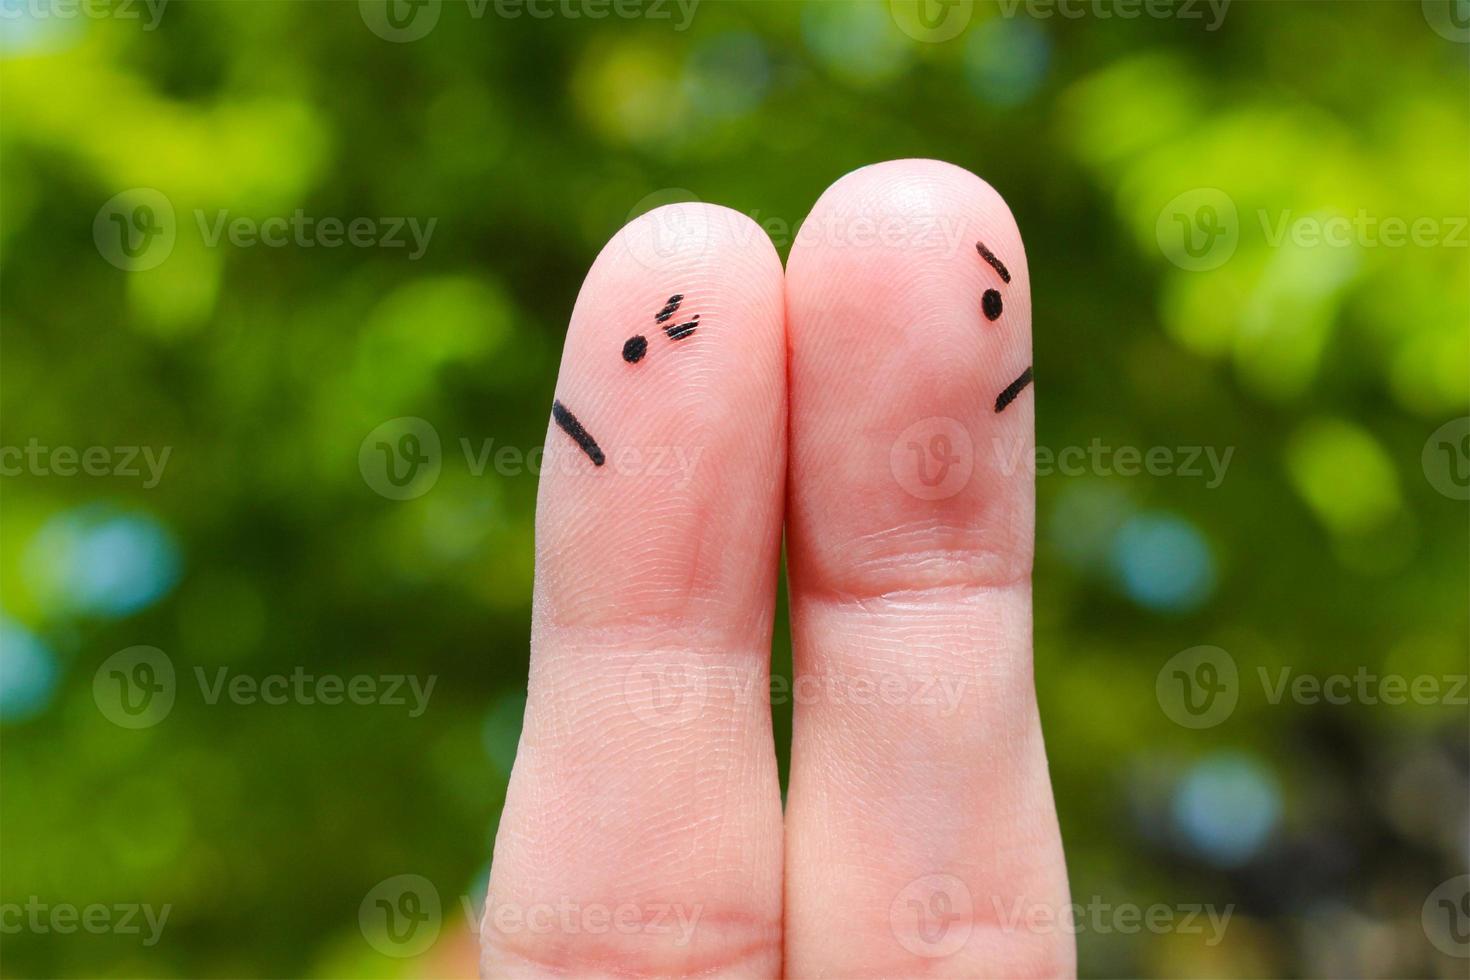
xmin=551 ymin=399 xmax=605 ymax=467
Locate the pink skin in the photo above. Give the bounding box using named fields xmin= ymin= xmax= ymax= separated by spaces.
xmin=483 ymin=160 xmax=1072 ymax=978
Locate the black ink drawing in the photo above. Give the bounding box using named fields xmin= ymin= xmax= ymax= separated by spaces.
xmin=624 ymin=294 xmax=699 ymax=363
xmin=976 ymin=241 xmax=1033 ymax=414
xmin=994 ymin=366 xmax=1033 ymax=414
xmin=976 ymin=240 xmax=1010 ymax=322
xmin=555 ymin=293 xmax=701 ymax=464
xmin=551 ymin=399 xmax=605 ymax=466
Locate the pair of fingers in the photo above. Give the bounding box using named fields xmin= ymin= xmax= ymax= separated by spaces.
xmin=481 ymin=159 xmax=1071 ymax=978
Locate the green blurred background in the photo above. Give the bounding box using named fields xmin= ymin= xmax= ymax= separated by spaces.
xmin=2 ymin=0 xmax=1467 ymax=976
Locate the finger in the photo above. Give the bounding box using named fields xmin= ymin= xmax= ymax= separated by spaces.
xmin=783 ymin=160 xmax=1073 ymax=977
xmin=482 ymin=204 xmax=785 ymax=978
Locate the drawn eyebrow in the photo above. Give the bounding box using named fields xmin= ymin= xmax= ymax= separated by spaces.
xmin=665 ymin=315 xmax=699 ymax=340
xmin=626 ymin=294 xmax=702 ymax=364
xmin=975 ymin=241 xmax=1011 ymax=283
xmin=994 ymin=366 xmax=1033 ymax=413
xmin=551 ymin=399 xmax=605 ymax=466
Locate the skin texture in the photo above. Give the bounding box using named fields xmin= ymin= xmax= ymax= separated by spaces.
xmin=483 ymin=160 xmax=1073 ymax=978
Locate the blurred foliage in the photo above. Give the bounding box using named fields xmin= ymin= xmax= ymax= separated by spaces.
xmin=1 ymin=1 xmax=1467 ymax=977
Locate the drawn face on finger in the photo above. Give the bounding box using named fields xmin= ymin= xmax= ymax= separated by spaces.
xmin=621 ymin=293 xmax=701 ymax=363
xmin=552 ymin=292 xmax=703 ymax=467
xmin=976 ymin=240 xmax=1033 ymax=414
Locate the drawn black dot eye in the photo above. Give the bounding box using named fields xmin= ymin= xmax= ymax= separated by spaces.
xmin=982 ymin=289 xmax=1003 ymax=321
xmin=622 ymin=335 xmax=648 ymax=363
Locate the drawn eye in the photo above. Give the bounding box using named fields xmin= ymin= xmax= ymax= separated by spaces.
xmin=982 ymin=289 xmax=1003 ymax=321
xmin=623 ymin=294 xmax=700 ymax=364
xmin=975 ymin=241 xmax=1011 ymax=323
